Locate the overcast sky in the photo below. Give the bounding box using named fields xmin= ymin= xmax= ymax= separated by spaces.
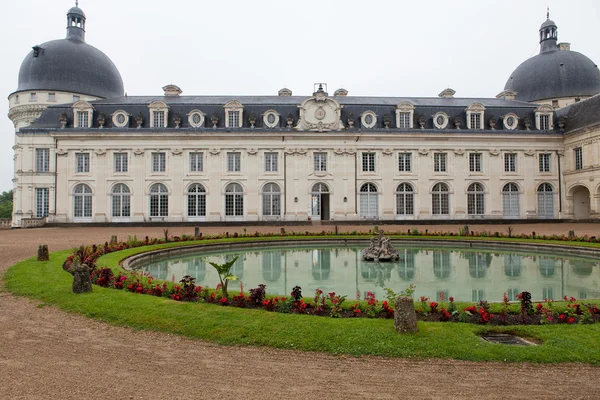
xmin=1 ymin=0 xmax=599 ymax=193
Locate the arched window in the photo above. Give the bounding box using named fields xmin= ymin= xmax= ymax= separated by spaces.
xmin=311 ymin=183 xmax=329 ymax=220
xmin=539 ymin=257 xmax=556 ymax=277
xmin=262 ymin=251 xmax=282 ymax=282
xmin=467 ymin=183 xmax=485 ymax=215
xmin=187 ymin=183 xmax=206 ymax=218
xmin=396 ymin=183 xmax=414 ymax=215
xmin=149 ymin=183 xmax=168 ymax=217
xmin=73 ymin=183 xmax=92 ymax=219
xmin=468 ymin=253 xmax=489 ymax=278
xmin=432 ymin=183 xmax=449 ymax=215
xmin=537 ymin=183 xmax=554 ymax=218
xmin=262 ymin=183 xmax=281 ymax=217
xmin=502 ymin=183 xmax=520 ymax=218
xmin=360 ymin=183 xmax=378 ymax=219
xmin=111 ymin=183 xmax=130 ymax=218
xmin=225 ymin=183 xmax=243 ymax=218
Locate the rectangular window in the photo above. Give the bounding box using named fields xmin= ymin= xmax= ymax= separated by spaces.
xmin=504 ymin=153 xmax=517 ymax=172
xmin=153 ymin=111 xmax=165 ymax=128
xmin=227 ymin=152 xmax=241 ymax=172
xmin=542 ymin=287 xmax=554 ymax=301
xmin=228 ymin=111 xmax=240 ymax=128
xmin=470 ymin=113 xmax=481 ymax=129
xmin=314 ymin=152 xmax=327 ymax=172
xmin=434 ymin=152 xmax=447 ymax=172
xmin=362 ymin=152 xmax=376 ymax=172
xmin=539 ymin=153 xmax=551 ymax=172
xmin=30 ymin=93 xmax=37 ymax=102
xmin=398 ymin=152 xmax=412 ymax=172
xmin=48 ymin=93 xmax=56 ymax=102
xmin=35 ymin=188 xmax=49 ymax=218
xmin=574 ymin=147 xmax=583 ymax=170
xmin=72 ymin=95 xmax=80 ymax=102
xmin=190 ymin=152 xmax=204 ymax=172
xmin=76 ymin=111 xmax=89 ymax=128
xmin=114 ymin=153 xmax=128 ymax=173
xmin=264 ymin=152 xmax=278 ymax=172
xmin=35 ymin=148 xmax=50 ymax=172
xmin=540 ymin=114 xmax=550 ymax=130
xmin=15 ymin=94 xmax=19 ymax=104
xmin=75 ymin=152 xmax=90 ymax=173
xmin=469 ymin=153 xmax=482 ymax=172
xmin=507 ymin=288 xmax=520 ymax=302
xmin=152 ymin=152 xmax=166 ymax=172
xmin=398 ymin=112 xmax=410 ymax=128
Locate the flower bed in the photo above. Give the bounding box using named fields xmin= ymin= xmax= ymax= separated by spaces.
xmin=61 ymin=233 xmax=600 ymax=326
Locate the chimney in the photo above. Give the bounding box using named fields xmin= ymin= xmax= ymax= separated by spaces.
xmin=559 ymin=42 xmax=571 ymax=51
xmin=163 ymin=85 xmax=182 ymax=96
xmin=438 ymin=88 xmax=456 ymax=98
xmin=496 ymin=89 xmax=517 ymax=101
xmin=334 ymin=88 xmax=348 ymax=97
xmin=278 ymin=88 xmax=292 ymax=96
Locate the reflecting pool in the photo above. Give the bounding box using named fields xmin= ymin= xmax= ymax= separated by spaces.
xmin=133 ymin=245 xmax=600 ymax=302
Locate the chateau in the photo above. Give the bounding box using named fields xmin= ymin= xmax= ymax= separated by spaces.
xmin=7 ymin=5 xmax=600 ymax=227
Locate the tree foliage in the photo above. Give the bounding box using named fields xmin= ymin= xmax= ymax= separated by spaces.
xmin=0 ymin=190 xmax=13 ymax=219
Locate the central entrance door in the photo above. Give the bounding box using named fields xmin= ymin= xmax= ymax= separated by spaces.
xmin=311 ymin=183 xmax=330 ymax=221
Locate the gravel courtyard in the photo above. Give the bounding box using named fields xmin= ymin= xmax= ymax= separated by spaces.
xmin=1 ymin=223 xmax=598 ymax=399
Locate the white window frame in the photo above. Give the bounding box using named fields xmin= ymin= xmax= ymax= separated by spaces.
xmin=314 ymin=152 xmax=327 ymax=172
xmin=262 ymin=183 xmax=281 ymax=218
xmin=466 ymin=102 xmax=486 ymax=130
xmin=535 ymin=105 xmax=554 ymax=130
xmin=225 ymin=183 xmax=244 ymax=219
xmin=114 ymin=152 xmax=128 ymax=173
xmin=502 ymin=183 xmax=520 ymax=218
xmin=112 ymin=110 xmax=130 ymax=128
xmin=190 ymin=152 xmax=204 ymax=172
xmin=467 ymin=182 xmax=485 ymax=215
xmin=574 ymin=147 xmax=583 ymax=170
xmin=148 ymin=101 xmax=169 ymax=128
xmin=187 ymin=183 xmax=207 ymax=219
xmin=503 ymin=113 xmax=519 ymax=130
xmin=359 ymin=183 xmax=379 ymax=219
xmin=264 ymin=152 xmax=278 ymax=172
xmin=433 ymin=112 xmax=449 ymax=129
xmin=187 ymin=109 xmax=206 ymax=128
xmin=30 ymin=93 xmax=37 ymax=102
xmin=539 ymin=153 xmax=551 ymax=173
xmin=36 ymin=148 xmax=50 ymax=172
xmin=75 ymin=152 xmax=90 ymax=173
xmin=432 ymin=183 xmax=450 ymax=215
xmin=227 ymin=152 xmax=241 ymax=172
xmin=398 ymin=152 xmax=412 ymax=172
xmin=72 ymin=101 xmax=94 ymax=128
xmin=469 ymin=153 xmax=482 ymax=172
xmin=35 ymin=188 xmax=49 ymax=218
xmin=111 ymin=183 xmax=131 ymax=219
xmin=537 ymin=183 xmax=554 ymax=218
xmin=362 ymin=152 xmax=376 ymax=172
xmin=434 ymin=152 xmax=447 ymax=173
xmin=149 ymin=183 xmax=169 ymax=217
xmin=395 ymin=102 xmax=414 ymax=129
xmin=48 ymin=93 xmax=56 ymax=102
xmin=73 ymin=184 xmax=93 ymax=220
xmin=151 ymin=152 xmax=166 ymax=173
xmin=262 ymin=110 xmax=280 ymax=128
xmin=504 ymin=153 xmax=517 ymax=172
xmin=396 ymin=183 xmax=414 ymax=216
xmin=224 ymin=100 xmax=244 ymax=128
xmin=361 ymin=111 xmax=377 ymax=129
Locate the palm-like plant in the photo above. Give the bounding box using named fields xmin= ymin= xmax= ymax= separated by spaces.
xmin=207 ymin=256 xmax=239 ymax=298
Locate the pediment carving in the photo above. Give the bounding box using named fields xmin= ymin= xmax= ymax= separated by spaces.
xmin=294 ymin=96 xmax=344 ymax=132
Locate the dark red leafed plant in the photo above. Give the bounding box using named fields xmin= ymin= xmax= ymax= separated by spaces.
xmin=429 ymin=301 xmax=439 ymax=314
xmin=179 ymin=275 xmax=198 ymax=301
xmin=250 ymin=284 xmax=267 ymax=305
xmin=439 ymin=308 xmax=451 ymax=322
xmin=291 ymin=286 xmax=302 ymax=302
xmin=95 ymin=267 xmax=114 ymax=287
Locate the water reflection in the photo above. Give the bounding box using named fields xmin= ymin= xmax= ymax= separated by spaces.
xmin=135 ymin=245 xmax=600 ymax=302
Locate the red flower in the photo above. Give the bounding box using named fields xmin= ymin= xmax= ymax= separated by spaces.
xmin=559 ymin=314 xmax=566 ymax=320
xmin=568 ymin=317 xmax=575 ymax=324
xmin=449 ymin=297 xmax=454 ymax=302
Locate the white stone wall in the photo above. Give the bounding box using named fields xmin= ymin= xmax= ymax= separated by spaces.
xmin=11 ymin=129 xmax=565 ymax=225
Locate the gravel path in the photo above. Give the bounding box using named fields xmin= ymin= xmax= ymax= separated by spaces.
xmin=1 ymin=224 xmax=598 ymax=399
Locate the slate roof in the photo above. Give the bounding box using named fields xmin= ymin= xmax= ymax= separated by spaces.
xmin=23 ymin=95 xmax=560 ymax=134
xmin=556 ymin=94 xmax=600 ymax=133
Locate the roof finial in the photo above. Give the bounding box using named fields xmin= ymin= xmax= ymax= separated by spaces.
xmin=76 ymin=0 xmax=79 ymax=7
xmin=547 ymin=6 xmax=549 ymax=19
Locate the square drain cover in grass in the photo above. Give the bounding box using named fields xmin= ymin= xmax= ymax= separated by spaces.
xmin=481 ymin=334 xmax=537 ymax=346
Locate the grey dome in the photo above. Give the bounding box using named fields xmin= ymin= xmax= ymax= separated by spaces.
xmin=15 ymin=37 xmax=124 ymax=99
xmin=540 ymin=18 xmax=556 ymax=29
xmin=504 ymin=49 xmax=600 ymax=103
xmin=67 ymin=6 xmax=86 ymax=18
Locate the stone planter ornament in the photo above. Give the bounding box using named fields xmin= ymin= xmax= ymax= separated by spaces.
xmin=63 ymin=262 xmax=92 ymax=294
xmin=394 ymin=295 xmax=418 ymax=333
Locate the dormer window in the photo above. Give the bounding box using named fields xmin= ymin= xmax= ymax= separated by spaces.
xmin=148 ymin=101 xmax=169 ymax=128
xmin=72 ymin=100 xmax=94 ymax=128
xmin=262 ymin=110 xmax=280 ymax=128
xmin=433 ymin=112 xmax=449 ymax=129
xmin=112 ymin=110 xmax=130 ymax=128
xmin=187 ymin=109 xmax=206 ymax=128
xmin=395 ymin=102 xmax=414 ymax=129
xmin=361 ymin=111 xmax=377 ymax=129
xmin=466 ymin=103 xmax=486 ymax=130
xmin=535 ymin=105 xmax=554 ymax=130
xmin=224 ymin=100 xmax=244 ymax=128
xmin=503 ymin=113 xmax=519 ymax=130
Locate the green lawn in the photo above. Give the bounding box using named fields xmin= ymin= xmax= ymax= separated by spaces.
xmin=4 ymin=236 xmax=600 ymax=364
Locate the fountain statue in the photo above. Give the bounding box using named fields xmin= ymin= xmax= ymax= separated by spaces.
xmin=362 ymin=230 xmax=399 ymax=262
